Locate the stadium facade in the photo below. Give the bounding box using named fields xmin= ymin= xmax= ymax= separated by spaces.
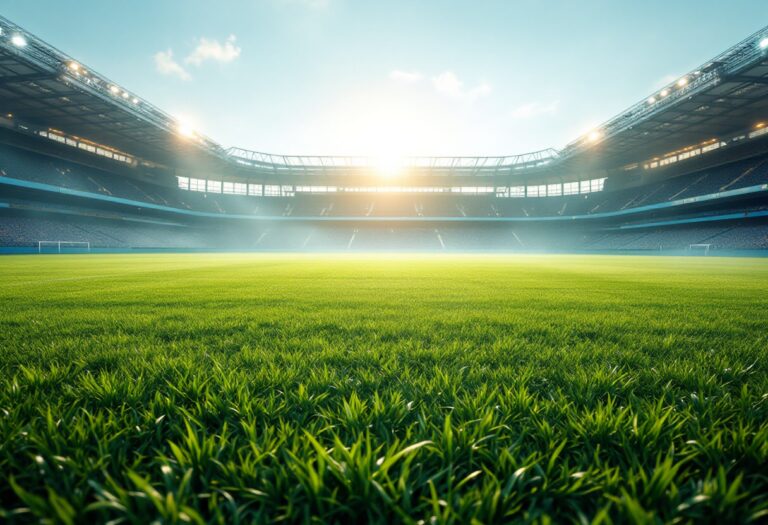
xmin=1 ymin=16 xmax=767 ymax=253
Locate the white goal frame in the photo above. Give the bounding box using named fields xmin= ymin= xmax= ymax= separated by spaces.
xmin=38 ymin=241 xmax=91 ymax=254
xmin=688 ymin=243 xmax=711 ymax=256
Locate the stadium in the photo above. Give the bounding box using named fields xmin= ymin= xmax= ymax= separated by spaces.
xmin=0 ymin=15 xmax=767 ymax=253
xmin=1 ymin=5 xmax=767 ymax=524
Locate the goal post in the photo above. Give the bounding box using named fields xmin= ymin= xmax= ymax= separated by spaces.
xmin=688 ymin=243 xmax=711 ymax=256
xmin=37 ymin=241 xmax=91 ymax=254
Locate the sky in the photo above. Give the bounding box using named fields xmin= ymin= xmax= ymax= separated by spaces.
xmin=2 ymin=0 xmax=767 ymax=157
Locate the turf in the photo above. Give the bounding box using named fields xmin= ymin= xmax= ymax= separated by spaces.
xmin=1 ymin=253 xmax=767 ymax=524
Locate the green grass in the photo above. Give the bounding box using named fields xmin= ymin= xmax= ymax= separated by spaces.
xmin=1 ymin=253 xmax=767 ymax=524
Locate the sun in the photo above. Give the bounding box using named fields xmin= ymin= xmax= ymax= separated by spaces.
xmin=374 ymin=155 xmax=405 ymax=179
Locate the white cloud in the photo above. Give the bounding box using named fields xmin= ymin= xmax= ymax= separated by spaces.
xmin=432 ymin=71 xmax=463 ymax=97
xmin=154 ymin=49 xmax=190 ymax=80
xmin=432 ymin=71 xmax=491 ymax=101
xmin=155 ymin=34 xmax=242 ymax=80
xmin=510 ymin=100 xmax=559 ymax=119
xmin=467 ymin=83 xmax=492 ymax=100
xmin=185 ymin=35 xmax=241 ymax=66
xmin=389 ymin=70 xmax=423 ymax=84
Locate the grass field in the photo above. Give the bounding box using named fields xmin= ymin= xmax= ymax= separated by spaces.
xmin=1 ymin=253 xmax=767 ymax=524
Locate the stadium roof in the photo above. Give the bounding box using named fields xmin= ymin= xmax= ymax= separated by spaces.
xmin=1 ymin=15 xmax=767 ymax=180
xmin=0 ymin=16 xmax=229 ymax=172
xmin=560 ymin=28 xmax=768 ymax=167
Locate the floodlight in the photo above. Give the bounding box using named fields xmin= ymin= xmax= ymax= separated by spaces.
xmin=68 ymin=62 xmax=80 ymax=72
xmin=109 ymin=85 xmax=120 ymax=94
xmin=121 ymin=91 xmax=129 ymax=99
xmin=677 ymin=77 xmax=688 ymax=87
xmin=660 ymin=89 xmax=670 ymax=97
xmin=10 ymin=34 xmax=27 ymax=47
xmin=177 ymin=123 xmax=196 ymax=138
xmin=647 ymin=96 xmax=656 ymax=104
xmin=587 ymin=130 xmax=602 ymax=143
xmin=756 ymin=122 xmax=766 ymax=129
xmin=132 ymin=97 xmax=139 ymax=104
xmin=760 ymin=37 xmax=768 ymax=49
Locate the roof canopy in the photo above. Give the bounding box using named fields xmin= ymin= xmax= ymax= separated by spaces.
xmin=1 ymin=15 xmax=767 ymax=180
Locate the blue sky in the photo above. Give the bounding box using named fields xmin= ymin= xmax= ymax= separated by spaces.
xmin=3 ymin=0 xmax=767 ymax=156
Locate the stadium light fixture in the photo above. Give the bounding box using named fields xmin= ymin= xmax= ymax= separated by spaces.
xmin=587 ymin=130 xmax=602 ymax=143
xmin=109 ymin=85 xmax=120 ymax=95
xmin=132 ymin=97 xmax=139 ymax=105
xmin=10 ymin=34 xmax=27 ymax=47
xmin=760 ymin=37 xmax=768 ymax=49
xmin=68 ymin=62 xmax=80 ymax=72
xmin=756 ymin=122 xmax=766 ymax=129
xmin=177 ymin=123 xmax=196 ymax=139
xmin=647 ymin=96 xmax=656 ymax=104
xmin=660 ymin=88 xmax=670 ymax=97
xmin=677 ymin=77 xmax=688 ymax=87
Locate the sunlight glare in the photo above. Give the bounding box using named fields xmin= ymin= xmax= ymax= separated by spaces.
xmin=374 ymin=155 xmax=405 ymax=178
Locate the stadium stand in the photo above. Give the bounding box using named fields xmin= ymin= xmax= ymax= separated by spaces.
xmin=585 ymin=223 xmax=768 ymax=251
xmin=2 ymin=142 xmax=768 ymax=218
xmin=0 ymin=214 xmax=212 ymax=249
xmin=1 ymin=138 xmax=768 ymax=252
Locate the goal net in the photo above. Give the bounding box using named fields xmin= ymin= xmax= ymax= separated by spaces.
xmin=688 ymin=243 xmax=711 ymax=256
xmin=38 ymin=241 xmax=91 ymax=254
